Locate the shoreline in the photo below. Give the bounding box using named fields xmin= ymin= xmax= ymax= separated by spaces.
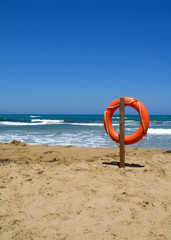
xmin=1 ymin=139 xmax=170 ymax=150
xmin=0 ymin=140 xmax=170 ymax=164
xmin=0 ymin=114 xmax=171 ymax=149
xmin=0 ymin=141 xmax=171 ymax=239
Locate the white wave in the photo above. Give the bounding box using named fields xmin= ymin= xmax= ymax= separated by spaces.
xmin=30 ymin=115 xmax=40 ymax=118
xmin=0 ymin=119 xmax=64 ymax=126
xmin=151 ymin=120 xmax=171 ymax=123
xmin=112 ymin=117 xmax=120 ymax=119
xmin=125 ymin=120 xmax=138 ymax=124
xmin=0 ymin=121 xmax=32 ymax=126
xmin=148 ymin=128 xmax=171 ymax=135
xmin=0 ymin=119 xmax=135 ymax=127
xmin=70 ymin=123 xmax=104 ymax=126
xmin=112 ymin=117 xmax=128 ymax=120
xmin=31 ymin=119 xmax=64 ymax=125
xmin=70 ymin=122 xmax=120 ymax=126
xmin=125 ymin=128 xmax=138 ymax=131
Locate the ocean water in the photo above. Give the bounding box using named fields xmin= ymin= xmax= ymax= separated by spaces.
xmin=0 ymin=114 xmax=170 ymax=149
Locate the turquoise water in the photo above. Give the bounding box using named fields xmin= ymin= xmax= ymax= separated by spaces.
xmin=0 ymin=114 xmax=171 ymax=149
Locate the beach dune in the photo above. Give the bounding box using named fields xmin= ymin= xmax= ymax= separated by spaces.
xmin=0 ymin=141 xmax=171 ymax=240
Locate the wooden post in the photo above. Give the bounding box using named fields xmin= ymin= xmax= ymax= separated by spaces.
xmin=119 ymin=97 xmax=125 ymax=168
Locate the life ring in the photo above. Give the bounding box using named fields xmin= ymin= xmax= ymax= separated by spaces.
xmin=104 ymin=97 xmax=150 ymax=145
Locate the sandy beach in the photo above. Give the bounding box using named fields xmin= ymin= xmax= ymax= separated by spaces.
xmin=0 ymin=140 xmax=171 ymax=240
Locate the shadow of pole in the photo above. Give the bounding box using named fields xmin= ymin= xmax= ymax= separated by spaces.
xmin=102 ymin=161 xmax=144 ymax=168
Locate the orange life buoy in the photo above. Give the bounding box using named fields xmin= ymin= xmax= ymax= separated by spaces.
xmin=104 ymin=97 xmax=150 ymax=145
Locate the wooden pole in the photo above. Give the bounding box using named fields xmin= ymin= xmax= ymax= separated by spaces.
xmin=119 ymin=97 xmax=125 ymax=168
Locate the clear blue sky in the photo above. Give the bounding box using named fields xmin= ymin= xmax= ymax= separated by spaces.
xmin=0 ymin=0 xmax=171 ymax=114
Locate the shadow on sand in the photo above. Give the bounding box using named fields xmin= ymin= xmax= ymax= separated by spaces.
xmin=102 ymin=161 xmax=144 ymax=168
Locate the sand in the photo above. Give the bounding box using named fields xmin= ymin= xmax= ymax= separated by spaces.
xmin=0 ymin=140 xmax=171 ymax=240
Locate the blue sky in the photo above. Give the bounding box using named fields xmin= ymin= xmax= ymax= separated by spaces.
xmin=0 ymin=0 xmax=171 ymax=114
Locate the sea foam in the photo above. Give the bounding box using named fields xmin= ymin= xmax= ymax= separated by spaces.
xmin=148 ymin=128 xmax=171 ymax=135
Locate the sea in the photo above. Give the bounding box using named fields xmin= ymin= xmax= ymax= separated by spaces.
xmin=0 ymin=114 xmax=171 ymax=149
